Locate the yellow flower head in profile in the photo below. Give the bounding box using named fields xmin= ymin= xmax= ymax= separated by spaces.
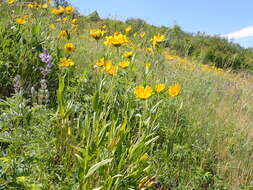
xmin=145 ymin=63 xmax=151 ymax=68
xmin=95 ymin=58 xmax=107 ymax=67
xmin=64 ymin=43 xmax=76 ymax=53
xmin=63 ymin=17 xmax=69 ymax=22
xmin=106 ymin=65 xmax=117 ymax=75
xmin=155 ymin=83 xmax=166 ymax=93
xmin=125 ymin=25 xmax=132 ymax=33
xmin=151 ymin=33 xmax=165 ymax=46
xmin=51 ymin=6 xmax=64 ymax=15
xmin=7 ymin=0 xmax=16 ymax=5
xmin=104 ymin=32 xmax=128 ymax=47
xmin=168 ymin=83 xmax=181 ymax=97
xmin=59 ymin=58 xmax=74 ymax=67
xmin=119 ymin=61 xmax=130 ymax=68
xmin=140 ymin=32 xmax=146 ymax=38
xmin=104 ymin=61 xmax=117 ymax=75
xmin=123 ymin=51 xmax=133 ymax=58
xmin=71 ymin=18 xmax=78 ymax=24
xmin=65 ymin=6 xmax=74 ymax=14
xmin=58 ymin=6 xmax=65 ymax=14
xmin=59 ymin=30 xmax=68 ymax=38
xmin=16 ymin=18 xmax=27 ymax=25
xmin=27 ymin=3 xmax=34 ymax=8
xmin=49 ymin=23 xmax=56 ymax=30
xmin=139 ymin=153 xmax=149 ymax=161
xmin=89 ymin=29 xmax=106 ymax=40
xmin=134 ymin=86 xmax=152 ymax=99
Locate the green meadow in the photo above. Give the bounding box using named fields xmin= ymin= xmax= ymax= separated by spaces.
xmin=0 ymin=1 xmax=253 ymax=189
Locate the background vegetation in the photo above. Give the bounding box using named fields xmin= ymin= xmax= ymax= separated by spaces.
xmin=0 ymin=1 xmax=253 ymax=189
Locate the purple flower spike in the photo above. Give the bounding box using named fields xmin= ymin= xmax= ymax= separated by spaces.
xmin=39 ymin=49 xmax=52 ymax=64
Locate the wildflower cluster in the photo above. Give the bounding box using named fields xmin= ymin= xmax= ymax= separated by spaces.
xmin=151 ymin=34 xmax=166 ymax=47
xmin=51 ymin=6 xmax=74 ymax=15
xmin=89 ymin=29 xmax=107 ymax=40
xmin=134 ymin=83 xmax=181 ymax=99
xmin=104 ymin=32 xmax=129 ymax=47
xmin=95 ymin=58 xmax=117 ymax=75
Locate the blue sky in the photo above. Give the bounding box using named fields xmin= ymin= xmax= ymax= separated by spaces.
xmin=69 ymin=0 xmax=253 ymax=48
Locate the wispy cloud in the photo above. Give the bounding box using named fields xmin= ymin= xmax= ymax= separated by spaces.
xmin=222 ymin=26 xmax=253 ymax=40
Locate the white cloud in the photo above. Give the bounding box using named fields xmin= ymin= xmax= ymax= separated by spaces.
xmin=222 ymin=26 xmax=253 ymax=40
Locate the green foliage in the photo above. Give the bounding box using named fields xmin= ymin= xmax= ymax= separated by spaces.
xmin=0 ymin=1 xmax=253 ymax=190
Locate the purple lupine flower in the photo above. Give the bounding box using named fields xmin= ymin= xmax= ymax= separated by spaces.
xmin=39 ymin=49 xmax=52 ymax=64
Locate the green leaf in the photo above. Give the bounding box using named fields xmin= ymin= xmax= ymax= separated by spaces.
xmin=85 ymin=158 xmax=113 ymax=179
xmin=57 ymin=75 xmax=65 ymax=117
xmin=32 ymin=24 xmax=41 ymax=36
xmin=92 ymin=91 xmax=99 ymax=112
xmin=144 ymin=136 xmax=159 ymax=146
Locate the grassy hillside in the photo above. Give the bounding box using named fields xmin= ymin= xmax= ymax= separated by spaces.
xmin=0 ymin=1 xmax=253 ymax=190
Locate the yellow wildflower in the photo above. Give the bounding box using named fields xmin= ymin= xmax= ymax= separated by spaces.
xmin=58 ymin=30 xmax=68 ymax=38
xmin=51 ymin=6 xmax=64 ymax=15
xmin=104 ymin=32 xmax=128 ymax=47
xmin=65 ymin=6 xmax=74 ymax=14
xmin=140 ymin=32 xmax=146 ymax=38
xmin=104 ymin=61 xmax=116 ymax=75
xmin=168 ymin=83 xmax=181 ymax=97
xmin=89 ymin=29 xmax=106 ymax=40
xmin=42 ymin=3 xmax=48 ymax=8
xmin=71 ymin=18 xmax=78 ymax=24
xmin=104 ymin=60 xmax=112 ymax=69
xmin=64 ymin=43 xmax=76 ymax=53
xmin=106 ymin=65 xmax=117 ymax=75
xmin=139 ymin=153 xmax=149 ymax=161
xmin=63 ymin=17 xmax=68 ymax=22
xmin=155 ymin=83 xmax=166 ymax=92
xmin=27 ymin=3 xmax=33 ymax=8
xmin=125 ymin=25 xmax=132 ymax=33
xmin=48 ymin=0 xmax=53 ymax=3
xmin=16 ymin=18 xmax=27 ymax=25
xmin=59 ymin=58 xmax=74 ymax=67
xmin=119 ymin=61 xmax=130 ymax=68
xmin=7 ymin=0 xmax=15 ymax=5
xmin=123 ymin=51 xmax=133 ymax=58
xmin=49 ymin=24 xmax=56 ymax=30
xmin=145 ymin=63 xmax=151 ymax=68
xmin=151 ymin=33 xmax=165 ymax=46
xmin=95 ymin=58 xmax=106 ymax=67
xmin=134 ymin=86 xmax=152 ymax=99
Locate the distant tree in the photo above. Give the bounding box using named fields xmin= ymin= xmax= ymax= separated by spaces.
xmin=20 ymin=0 xmax=70 ymax=6
xmin=87 ymin=11 xmax=101 ymax=22
xmin=54 ymin=0 xmax=69 ymax=6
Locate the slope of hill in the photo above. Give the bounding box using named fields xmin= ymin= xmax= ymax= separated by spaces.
xmin=0 ymin=1 xmax=252 ymax=190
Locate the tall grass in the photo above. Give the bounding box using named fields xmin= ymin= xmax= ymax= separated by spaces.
xmin=0 ymin=1 xmax=252 ymax=189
